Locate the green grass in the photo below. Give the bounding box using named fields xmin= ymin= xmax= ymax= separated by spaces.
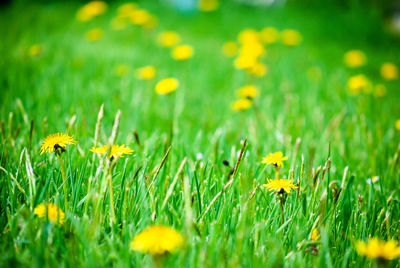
xmin=1 ymin=1 xmax=400 ymax=267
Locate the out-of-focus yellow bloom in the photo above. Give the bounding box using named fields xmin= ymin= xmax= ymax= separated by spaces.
xmin=374 ymin=84 xmax=386 ymax=98
xmin=90 ymin=144 xmax=134 ymax=159
xmin=380 ymin=62 xmax=398 ymax=80
xmin=85 ymin=28 xmax=104 ymax=42
xmin=239 ymin=41 xmax=265 ymax=58
xmin=306 ymin=66 xmax=322 ymax=82
xmin=356 ymin=238 xmax=400 ymax=260
xmin=172 ymin=45 xmax=194 ymax=61
xmin=155 ymin=78 xmax=179 ymax=95
xmin=136 ymin=66 xmax=156 ymax=80
xmin=222 ymin=41 xmax=238 ymax=57
xmin=143 ymin=15 xmax=158 ymax=29
xmin=118 ymin=3 xmax=137 ymax=16
xmin=40 ymin=133 xmax=77 ymax=155
xmin=198 ymin=0 xmax=219 ymax=12
xmin=238 ymin=28 xmax=259 ymax=44
xmin=261 ymin=152 xmax=288 ymax=168
xmin=115 ymin=64 xmax=130 ymax=77
xmin=157 ymin=31 xmax=180 ymax=47
xmin=234 ymin=54 xmax=257 ymax=70
xmin=347 ymin=74 xmax=372 ymax=95
xmin=246 ymin=62 xmax=268 ymax=77
xmin=231 ymin=99 xmax=252 ymax=111
xmin=237 ymin=85 xmax=259 ymax=99
xmin=344 ymin=50 xmax=366 ymax=68
xmin=76 ymin=1 xmax=107 ymax=22
xmin=29 ymin=44 xmax=42 ymax=57
xmin=130 ymin=9 xmax=151 ymax=25
xmin=395 ymin=119 xmax=400 ymax=131
xmin=130 ymin=225 xmax=184 ymax=255
xmin=281 ymin=29 xmax=302 ymax=46
xmin=263 ymin=178 xmax=297 ymax=194
xmin=311 ymin=228 xmax=320 ymax=241
xmin=260 ymin=27 xmax=279 ymax=44
xmin=111 ymin=17 xmax=129 ymax=30
xmin=34 ymin=203 xmax=65 ymax=225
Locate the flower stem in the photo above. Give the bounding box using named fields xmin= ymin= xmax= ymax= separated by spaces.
xmin=108 ymin=172 xmax=116 ymax=224
xmin=59 ymin=154 xmax=68 ymax=211
xmin=279 ymin=198 xmax=284 ymax=225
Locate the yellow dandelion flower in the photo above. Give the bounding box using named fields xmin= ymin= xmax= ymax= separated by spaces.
xmin=34 ymin=203 xmax=65 ymax=225
xmin=130 ymin=9 xmax=151 ymax=25
xmin=171 ymin=45 xmax=194 ymax=61
xmin=85 ymin=28 xmax=103 ymax=42
xmin=347 ymin=74 xmax=372 ymax=95
xmin=136 ymin=66 xmax=156 ymax=80
xmin=90 ymin=144 xmax=134 ymax=159
xmin=198 ymin=0 xmax=219 ymax=12
xmin=118 ymin=3 xmax=137 ymax=16
xmin=356 ymin=238 xmax=400 ymax=260
xmin=239 ymin=41 xmax=265 ymax=59
xmin=130 ymin=225 xmax=184 ymax=255
xmin=281 ymin=29 xmax=302 ymax=46
xmin=29 ymin=44 xmax=42 ymax=57
xmin=395 ymin=119 xmax=400 ymax=131
xmin=234 ymin=54 xmax=258 ymax=70
xmin=246 ymin=62 xmax=268 ymax=77
xmin=374 ymin=84 xmax=386 ymax=98
xmin=155 ymin=78 xmax=179 ymax=95
xmin=157 ymin=31 xmax=180 ymax=47
xmin=261 ymin=152 xmax=288 ymax=168
xmin=222 ymin=41 xmax=238 ymax=57
xmin=343 ymin=50 xmax=366 ymax=68
xmin=143 ymin=15 xmax=158 ymax=29
xmin=231 ymin=99 xmax=252 ymax=111
xmin=40 ymin=133 xmax=77 ymax=155
xmin=311 ymin=228 xmax=320 ymax=241
xmin=238 ymin=28 xmax=259 ymax=44
xmin=260 ymin=27 xmax=279 ymax=44
xmin=76 ymin=1 xmax=107 ymax=22
xmin=115 ymin=64 xmax=130 ymax=77
xmin=237 ymin=85 xmax=259 ymax=99
xmin=263 ymin=178 xmax=297 ymax=194
xmin=380 ymin=62 xmax=398 ymax=80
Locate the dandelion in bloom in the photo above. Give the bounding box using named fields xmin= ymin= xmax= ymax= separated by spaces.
xmin=198 ymin=0 xmax=219 ymax=12
xmin=234 ymin=54 xmax=258 ymax=70
xmin=395 ymin=119 xmax=400 ymax=131
xmin=246 ymin=62 xmax=268 ymax=77
xmin=130 ymin=225 xmax=184 ymax=255
xmin=155 ymin=78 xmax=179 ymax=95
xmin=311 ymin=228 xmax=320 ymax=241
xmin=261 ymin=151 xmax=288 ymax=168
xmin=143 ymin=15 xmax=158 ymax=30
xmin=29 ymin=44 xmax=42 ymax=57
xmin=90 ymin=144 xmax=134 ymax=159
xmin=117 ymin=3 xmax=137 ymax=16
xmin=237 ymin=85 xmax=259 ymax=99
xmin=157 ymin=31 xmax=180 ymax=47
xmin=380 ymin=62 xmax=398 ymax=80
xmin=231 ymin=99 xmax=252 ymax=111
xmin=76 ymin=1 xmax=107 ymax=22
xmin=34 ymin=203 xmax=65 ymax=225
xmin=356 ymin=238 xmax=400 ymax=260
xmin=280 ymin=29 xmax=302 ymax=46
xmin=374 ymin=84 xmax=386 ymax=98
xmin=136 ymin=66 xmax=156 ymax=80
xmin=171 ymin=45 xmax=194 ymax=61
xmin=260 ymin=27 xmax=279 ymax=44
xmin=238 ymin=29 xmax=259 ymax=44
xmin=344 ymin=50 xmax=366 ymax=68
xmin=85 ymin=28 xmax=104 ymax=42
xmin=130 ymin=9 xmax=151 ymax=25
xmin=222 ymin=41 xmax=238 ymax=57
xmin=347 ymin=74 xmax=372 ymax=95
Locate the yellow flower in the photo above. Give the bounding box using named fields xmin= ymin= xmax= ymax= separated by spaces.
xmin=157 ymin=31 xmax=180 ymax=47
xmin=261 ymin=152 xmax=288 ymax=168
xmin=198 ymin=0 xmax=219 ymax=12
xmin=347 ymin=74 xmax=372 ymax=95
xmin=343 ymin=50 xmax=366 ymax=68
xmin=395 ymin=119 xmax=400 ymax=131
xmin=311 ymin=228 xmax=320 ymax=241
xmin=231 ymin=99 xmax=252 ymax=111
xmin=234 ymin=54 xmax=258 ymax=70
xmin=85 ymin=28 xmax=103 ymax=42
xmin=260 ymin=27 xmax=279 ymax=44
xmin=118 ymin=3 xmax=137 ymax=16
xmin=29 ymin=44 xmax=42 ymax=57
xmin=239 ymin=41 xmax=265 ymax=59
xmin=130 ymin=225 xmax=184 ymax=255
xmin=171 ymin=45 xmax=194 ymax=61
xmin=356 ymin=238 xmax=400 ymax=260
xmin=90 ymin=144 xmax=134 ymax=159
xmin=115 ymin=64 xmax=130 ymax=77
xmin=136 ymin=66 xmax=156 ymax=80
xmin=263 ymin=178 xmax=297 ymax=194
xmin=34 ymin=203 xmax=65 ymax=225
xmin=374 ymin=84 xmax=386 ymax=98
xmin=155 ymin=78 xmax=179 ymax=95
xmin=237 ymin=85 xmax=259 ymax=99
xmin=238 ymin=29 xmax=259 ymax=44
xmin=130 ymin=9 xmax=151 ymax=25
xmin=40 ymin=133 xmax=77 ymax=155
xmin=76 ymin=1 xmax=107 ymax=22
xmin=380 ymin=62 xmax=398 ymax=80
xmin=280 ymin=29 xmax=302 ymax=46
xmin=143 ymin=15 xmax=158 ymax=29
xmin=246 ymin=62 xmax=268 ymax=77
xmin=222 ymin=41 xmax=238 ymax=57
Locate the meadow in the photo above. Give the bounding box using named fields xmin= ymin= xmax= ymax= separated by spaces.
xmin=1 ymin=0 xmax=400 ymax=267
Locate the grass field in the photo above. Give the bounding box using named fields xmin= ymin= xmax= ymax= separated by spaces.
xmin=1 ymin=0 xmax=400 ymax=267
